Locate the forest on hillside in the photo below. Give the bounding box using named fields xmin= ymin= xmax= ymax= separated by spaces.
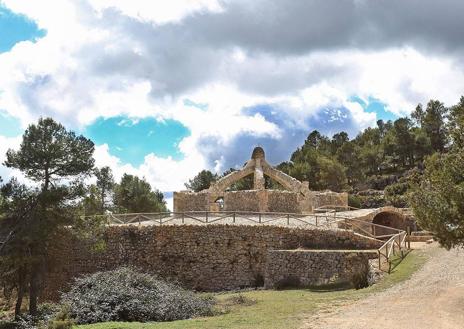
xmin=186 ymin=97 xmax=464 ymax=209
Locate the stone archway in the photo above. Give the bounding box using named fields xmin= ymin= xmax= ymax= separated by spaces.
xmin=372 ymin=211 xmax=408 ymax=236
xmin=173 ymin=147 xmax=348 ymax=213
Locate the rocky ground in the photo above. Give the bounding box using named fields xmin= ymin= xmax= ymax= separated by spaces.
xmin=302 ymin=243 xmax=464 ymax=329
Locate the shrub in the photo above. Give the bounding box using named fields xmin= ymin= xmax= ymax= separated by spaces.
xmin=348 ymin=194 xmax=362 ymax=209
xmin=350 ymin=262 xmax=370 ymax=289
xmin=46 ymin=306 xmax=74 ymax=329
xmin=61 ymin=267 xmax=214 ymax=324
xmin=0 ymin=303 xmax=61 ymax=329
xmin=274 ymin=276 xmax=301 ymax=290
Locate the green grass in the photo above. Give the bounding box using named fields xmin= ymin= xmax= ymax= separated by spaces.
xmin=77 ymin=250 xmax=429 ymax=329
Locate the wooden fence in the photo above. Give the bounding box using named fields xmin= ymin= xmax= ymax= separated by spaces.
xmin=85 ymin=208 xmax=410 ymax=273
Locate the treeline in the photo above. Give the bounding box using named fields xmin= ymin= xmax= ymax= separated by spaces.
xmin=0 ymin=118 xmax=166 ymax=317
xmin=186 ymin=97 xmax=464 ymax=208
xmin=82 ymin=168 xmax=167 ymax=216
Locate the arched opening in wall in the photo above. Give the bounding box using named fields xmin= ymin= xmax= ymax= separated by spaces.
xmin=372 ymin=212 xmax=406 ymax=237
xmin=214 ymin=197 xmax=224 ymax=210
xmin=225 ymin=174 xmax=254 ymax=191
xmin=264 ymin=175 xmax=286 ymax=190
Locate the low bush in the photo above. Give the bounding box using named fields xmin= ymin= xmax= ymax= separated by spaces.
xmin=61 ymin=267 xmax=215 ymax=324
xmin=274 ymin=276 xmax=301 ymax=290
xmin=0 ymin=303 xmax=61 ymax=329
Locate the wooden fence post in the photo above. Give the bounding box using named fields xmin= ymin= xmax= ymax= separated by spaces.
xmin=407 ymin=226 xmax=411 ymax=249
xmin=378 ymin=249 xmax=381 ymax=271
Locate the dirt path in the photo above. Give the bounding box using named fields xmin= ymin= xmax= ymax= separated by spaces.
xmin=303 ymin=243 xmax=464 ymax=329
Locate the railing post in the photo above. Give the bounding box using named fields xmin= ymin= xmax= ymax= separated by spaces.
xmin=259 ymin=213 xmax=261 ymax=224
xmin=407 ymin=226 xmax=411 ymax=249
xmin=378 ymin=249 xmax=381 ymax=271
xmin=182 ymin=212 xmax=184 ymax=224
xmin=205 ymin=211 xmax=208 ymax=223
xmin=287 ymin=214 xmax=290 ymax=225
xmin=233 ymin=212 xmax=236 ymax=223
xmin=316 ymin=216 xmax=318 ymax=226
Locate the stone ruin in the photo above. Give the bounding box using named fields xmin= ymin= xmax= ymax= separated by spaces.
xmin=174 ymin=147 xmax=348 ymax=213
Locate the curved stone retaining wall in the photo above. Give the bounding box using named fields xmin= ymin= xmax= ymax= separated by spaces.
xmin=43 ymin=224 xmax=382 ymax=301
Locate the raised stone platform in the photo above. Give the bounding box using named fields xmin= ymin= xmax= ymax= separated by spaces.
xmin=264 ymin=249 xmax=376 ymax=289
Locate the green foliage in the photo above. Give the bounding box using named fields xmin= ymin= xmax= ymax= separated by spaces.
xmin=62 ymin=267 xmax=214 ymax=324
xmin=185 ymin=170 xmax=218 ymax=192
xmin=114 ymin=174 xmax=167 ymax=213
xmin=181 ymin=97 xmax=464 ymax=213
xmin=422 ymin=100 xmax=448 ymax=152
xmin=449 ymin=96 xmax=464 ymax=149
xmin=81 ymin=185 xmax=102 ymax=216
xmin=46 ymin=306 xmax=74 ymax=329
xmin=1 ymin=117 xmax=95 ymax=316
xmin=75 ymin=252 xmax=426 ymax=329
xmin=94 ymin=166 xmax=114 ymax=212
xmin=409 ymin=149 xmax=464 ymax=249
xmin=348 ymin=194 xmax=362 ymax=209
xmin=4 ymin=117 xmax=94 ymax=186
xmin=384 ymin=182 xmax=409 ymax=207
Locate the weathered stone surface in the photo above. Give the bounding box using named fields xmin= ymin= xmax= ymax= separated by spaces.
xmin=173 ymin=148 xmax=348 ymax=213
xmin=264 ymin=250 xmax=373 ymax=288
xmin=173 ymin=191 xmax=209 ymax=212
xmin=42 ymin=225 xmax=381 ymax=301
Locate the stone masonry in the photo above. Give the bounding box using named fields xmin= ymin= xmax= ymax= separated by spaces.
xmin=173 ymin=147 xmax=348 ymax=213
xmin=264 ymin=250 xmax=374 ymax=289
xmin=42 ymin=224 xmax=381 ymax=301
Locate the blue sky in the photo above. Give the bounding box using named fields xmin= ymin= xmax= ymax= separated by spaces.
xmin=84 ymin=117 xmax=190 ymax=166
xmin=0 ymin=0 xmax=463 ymax=197
xmin=0 ymin=5 xmax=45 ymax=53
xmin=0 ymin=111 xmax=22 ymax=137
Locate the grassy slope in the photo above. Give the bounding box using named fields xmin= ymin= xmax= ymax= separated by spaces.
xmin=77 ymin=249 xmax=429 ymax=329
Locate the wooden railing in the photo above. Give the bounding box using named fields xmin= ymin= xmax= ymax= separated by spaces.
xmin=377 ymin=230 xmax=409 ymax=273
xmin=85 ymin=208 xmax=411 ymax=273
xmin=87 ymin=211 xmax=341 ymax=228
xmin=333 ymin=216 xmax=409 ymax=272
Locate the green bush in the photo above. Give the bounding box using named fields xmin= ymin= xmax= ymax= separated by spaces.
xmin=46 ymin=306 xmax=73 ymax=329
xmin=61 ymin=267 xmax=215 ymax=324
xmin=348 ymin=194 xmax=362 ymax=209
xmin=0 ymin=303 xmax=60 ymax=329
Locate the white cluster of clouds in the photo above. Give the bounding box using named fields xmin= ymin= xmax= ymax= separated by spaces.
xmin=1 ymin=0 xmax=464 ymax=209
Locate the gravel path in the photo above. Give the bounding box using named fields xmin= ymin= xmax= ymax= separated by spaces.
xmin=303 ymin=243 xmax=464 ymax=329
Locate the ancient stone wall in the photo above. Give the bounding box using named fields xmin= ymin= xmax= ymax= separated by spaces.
xmin=173 ymin=189 xmax=348 ymax=213
xmin=264 ymin=250 xmax=372 ymax=288
xmin=223 ymin=190 xmax=264 ymax=212
xmin=313 ymin=191 xmax=349 ymax=209
xmin=173 ymin=191 xmax=209 ymax=212
xmin=222 ymin=190 xmax=299 ymax=213
xmin=267 ymin=190 xmax=299 ymax=213
xmin=42 ymin=225 xmax=381 ymax=301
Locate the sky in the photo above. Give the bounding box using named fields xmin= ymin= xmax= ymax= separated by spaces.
xmin=1 ymin=0 xmax=464 ymax=209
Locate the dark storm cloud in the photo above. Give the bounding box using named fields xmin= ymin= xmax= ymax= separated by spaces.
xmin=198 ymin=104 xmax=364 ymax=170
xmin=184 ymin=0 xmax=464 ymax=55
xmin=83 ymin=0 xmax=464 ymax=99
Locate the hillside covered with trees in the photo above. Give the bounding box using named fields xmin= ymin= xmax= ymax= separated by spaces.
xmin=186 ymin=97 xmax=464 ymax=209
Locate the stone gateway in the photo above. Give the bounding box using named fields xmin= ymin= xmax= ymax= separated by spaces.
xmin=174 ymin=147 xmax=348 ymax=213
